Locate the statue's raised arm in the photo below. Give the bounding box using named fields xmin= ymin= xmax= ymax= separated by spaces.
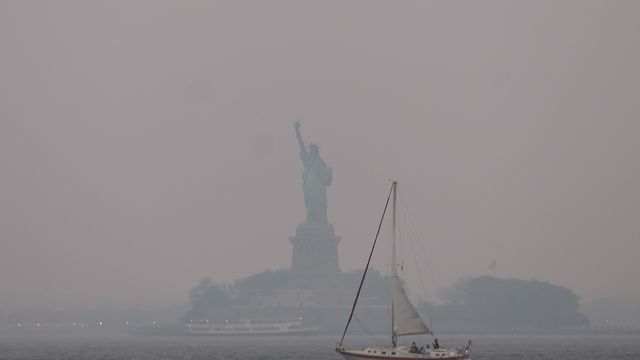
xmin=294 ymin=120 xmax=307 ymax=160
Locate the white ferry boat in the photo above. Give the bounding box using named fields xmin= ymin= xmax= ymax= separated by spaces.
xmin=185 ymin=318 xmax=318 ymax=336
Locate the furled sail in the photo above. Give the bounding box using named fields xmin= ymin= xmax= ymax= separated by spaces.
xmin=391 ymin=273 xmax=431 ymax=336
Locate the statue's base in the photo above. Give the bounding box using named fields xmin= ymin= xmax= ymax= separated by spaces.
xmin=288 ymin=222 xmax=342 ymax=290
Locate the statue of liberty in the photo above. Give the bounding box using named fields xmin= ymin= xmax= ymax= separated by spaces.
xmin=294 ymin=121 xmax=333 ymax=225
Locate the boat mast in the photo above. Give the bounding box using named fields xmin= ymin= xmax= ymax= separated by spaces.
xmin=391 ymin=180 xmax=398 ymax=347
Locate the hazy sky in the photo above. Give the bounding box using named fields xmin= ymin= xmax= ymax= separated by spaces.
xmin=1 ymin=1 xmax=639 ymax=312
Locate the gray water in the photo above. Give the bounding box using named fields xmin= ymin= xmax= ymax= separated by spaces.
xmin=1 ymin=335 xmax=639 ymax=360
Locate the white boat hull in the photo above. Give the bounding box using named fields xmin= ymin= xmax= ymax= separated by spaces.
xmin=336 ymin=346 xmax=470 ymax=360
xmin=185 ymin=319 xmax=318 ymax=336
xmin=185 ymin=327 xmax=318 ymax=336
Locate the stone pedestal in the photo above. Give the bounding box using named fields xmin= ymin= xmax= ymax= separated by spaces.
xmin=288 ymin=222 xmax=342 ymax=289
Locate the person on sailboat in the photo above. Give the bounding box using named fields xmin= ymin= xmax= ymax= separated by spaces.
xmin=433 ymin=338 xmax=440 ymax=349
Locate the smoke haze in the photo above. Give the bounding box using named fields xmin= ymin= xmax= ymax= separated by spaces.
xmin=1 ymin=1 xmax=639 ymax=312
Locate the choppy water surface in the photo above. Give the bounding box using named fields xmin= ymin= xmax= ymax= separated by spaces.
xmin=1 ymin=335 xmax=639 ymax=360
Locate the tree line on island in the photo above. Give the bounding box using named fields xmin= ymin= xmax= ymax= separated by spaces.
xmin=185 ymin=270 xmax=589 ymax=331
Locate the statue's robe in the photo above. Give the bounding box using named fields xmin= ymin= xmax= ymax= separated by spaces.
xmin=301 ymin=154 xmax=332 ymax=224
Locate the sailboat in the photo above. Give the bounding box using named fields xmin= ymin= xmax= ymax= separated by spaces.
xmin=336 ymin=181 xmax=471 ymax=360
